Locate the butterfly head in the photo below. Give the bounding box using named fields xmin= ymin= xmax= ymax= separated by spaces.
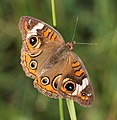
xmin=66 ymin=41 xmax=76 ymax=51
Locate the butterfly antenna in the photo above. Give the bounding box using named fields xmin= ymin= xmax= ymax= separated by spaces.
xmin=75 ymin=42 xmax=97 ymax=45
xmin=71 ymin=17 xmax=97 ymax=46
xmin=71 ymin=16 xmax=79 ymax=42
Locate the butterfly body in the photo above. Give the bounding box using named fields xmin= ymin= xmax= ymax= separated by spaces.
xmin=19 ymin=16 xmax=94 ymax=107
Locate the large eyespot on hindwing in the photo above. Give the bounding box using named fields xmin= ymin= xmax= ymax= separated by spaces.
xmin=29 ymin=60 xmax=38 ymax=70
xmin=52 ymin=75 xmax=62 ymax=90
xmin=60 ymin=78 xmax=76 ymax=94
xmin=41 ymin=76 xmax=50 ymax=86
xmin=64 ymin=80 xmax=75 ymax=92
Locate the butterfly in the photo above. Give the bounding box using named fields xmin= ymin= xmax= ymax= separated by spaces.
xmin=18 ymin=16 xmax=94 ymax=107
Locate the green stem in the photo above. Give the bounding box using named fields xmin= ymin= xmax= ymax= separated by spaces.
xmin=59 ymin=98 xmax=64 ymax=120
xmin=51 ymin=1 xmax=77 ymax=120
xmin=51 ymin=0 xmax=56 ymax=27
xmin=66 ymin=99 xmax=77 ymax=120
xmin=51 ymin=0 xmax=64 ymax=120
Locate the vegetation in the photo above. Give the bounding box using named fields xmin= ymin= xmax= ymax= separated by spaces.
xmin=0 ymin=0 xmax=117 ymax=120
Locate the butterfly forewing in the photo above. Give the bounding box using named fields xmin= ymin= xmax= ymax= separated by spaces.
xmin=19 ymin=16 xmax=65 ymax=98
xmin=18 ymin=16 xmax=65 ymax=45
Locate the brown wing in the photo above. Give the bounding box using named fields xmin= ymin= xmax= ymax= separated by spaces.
xmin=33 ymin=58 xmax=68 ymax=98
xmin=19 ymin=16 xmax=65 ymax=78
xmin=58 ymin=52 xmax=94 ymax=107
xmin=19 ymin=16 xmax=65 ymax=98
xmin=19 ymin=16 xmax=65 ymax=77
xmin=34 ymin=51 xmax=94 ymax=106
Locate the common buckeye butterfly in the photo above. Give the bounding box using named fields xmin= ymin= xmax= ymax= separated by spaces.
xmin=18 ymin=16 xmax=94 ymax=107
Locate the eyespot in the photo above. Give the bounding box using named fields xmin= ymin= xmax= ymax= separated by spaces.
xmin=64 ymin=81 xmax=75 ymax=92
xmin=29 ymin=60 xmax=38 ymax=69
xmin=29 ymin=36 xmax=38 ymax=47
xmin=52 ymin=79 xmax=58 ymax=90
xmin=41 ymin=76 xmax=50 ymax=86
xmin=52 ymin=75 xmax=62 ymax=90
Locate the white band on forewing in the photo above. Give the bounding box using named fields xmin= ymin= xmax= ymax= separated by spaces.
xmin=26 ymin=22 xmax=44 ymax=38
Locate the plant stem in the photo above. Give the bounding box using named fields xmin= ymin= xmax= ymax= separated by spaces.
xmin=59 ymin=98 xmax=64 ymax=120
xmin=51 ymin=1 xmax=77 ymax=120
xmin=66 ymin=99 xmax=77 ymax=120
xmin=51 ymin=0 xmax=56 ymax=27
xmin=51 ymin=0 xmax=64 ymax=120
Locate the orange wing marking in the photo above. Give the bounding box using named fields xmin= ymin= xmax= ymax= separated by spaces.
xmin=43 ymin=28 xmax=51 ymax=37
xmin=72 ymin=61 xmax=80 ymax=68
xmin=51 ymin=33 xmax=57 ymax=41
xmin=37 ymin=77 xmax=58 ymax=94
xmin=24 ymin=22 xmax=30 ymax=31
xmin=75 ymin=69 xmax=84 ymax=77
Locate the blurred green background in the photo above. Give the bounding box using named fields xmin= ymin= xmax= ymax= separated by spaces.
xmin=0 ymin=0 xmax=117 ymax=120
